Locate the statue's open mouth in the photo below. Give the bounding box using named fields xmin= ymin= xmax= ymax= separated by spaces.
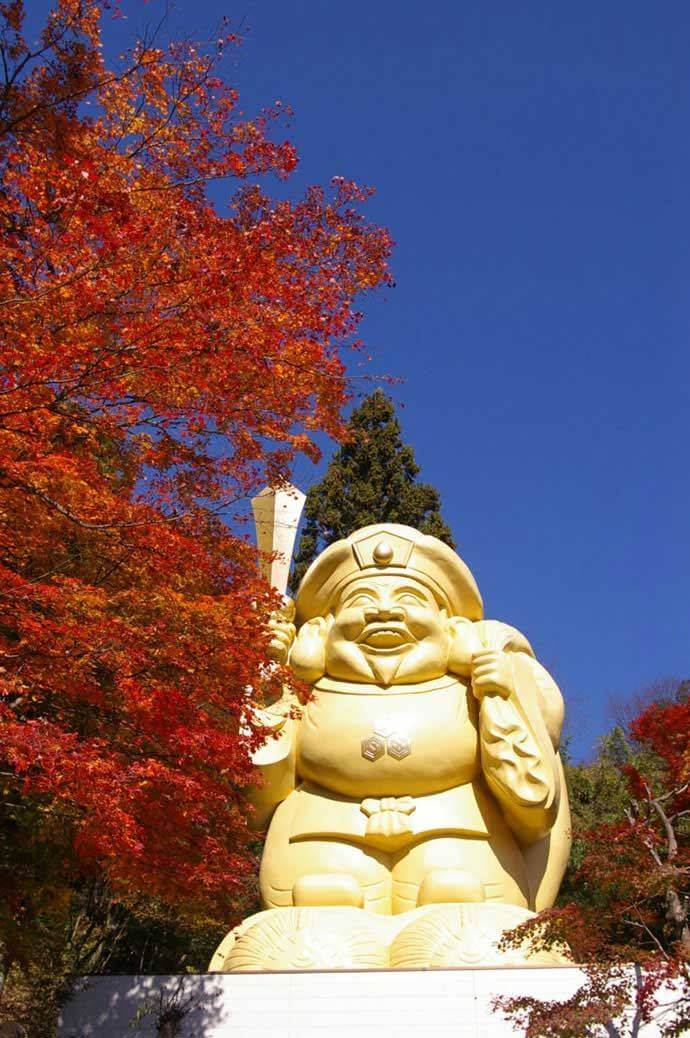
xmin=358 ymin=625 xmax=413 ymax=651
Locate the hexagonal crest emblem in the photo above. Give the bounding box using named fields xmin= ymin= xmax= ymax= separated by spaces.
xmin=361 ymin=734 xmax=386 ymax=762
xmin=387 ymin=734 xmax=412 ymax=760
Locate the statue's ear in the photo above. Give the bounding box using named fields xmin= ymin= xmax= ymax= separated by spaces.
xmin=446 ymin=616 xmax=484 ymax=677
xmin=290 ymin=615 xmax=332 ymax=684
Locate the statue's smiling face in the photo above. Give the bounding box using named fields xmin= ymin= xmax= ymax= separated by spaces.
xmin=324 ymin=574 xmax=450 ymax=685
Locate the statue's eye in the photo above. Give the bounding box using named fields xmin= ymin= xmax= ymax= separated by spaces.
xmin=347 ymin=593 xmax=375 ymax=607
xmin=397 ymin=593 xmax=422 ymax=605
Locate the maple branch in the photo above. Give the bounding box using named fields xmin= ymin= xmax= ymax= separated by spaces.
xmin=622 ymin=917 xmax=669 ymax=958
xmin=0 ymin=260 xmax=103 ymax=310
xmin=1 ymin=469 xmax=251 ymax=533
xmin=125 ymin=56 xmax=216 ymax=162
xmin=0 ymin=51 xmax=162 ymax=139
xmin=0 ymin=6 xmax=82 ymax=105
xmin=655 ymin=783 xmax=689 ymax=807
xmin=0 ymin=475 xmax=134 ymax=531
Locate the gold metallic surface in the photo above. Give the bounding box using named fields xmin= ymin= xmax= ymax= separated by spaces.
xmin=212 ymin=524 xmax=571 ymax=971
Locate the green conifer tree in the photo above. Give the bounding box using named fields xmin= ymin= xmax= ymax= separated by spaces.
xmin=290 ymin=390 xmax=455 ymax=592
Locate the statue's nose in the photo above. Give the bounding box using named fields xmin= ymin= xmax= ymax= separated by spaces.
xmin=365 ymin=604 xmax=404 ymax=622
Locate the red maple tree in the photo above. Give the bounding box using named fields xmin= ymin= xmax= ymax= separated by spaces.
xmin=0 ymin=0 xmax=392 ymax=954
xmin=496 ymin=695 xmax=690 ymax=1037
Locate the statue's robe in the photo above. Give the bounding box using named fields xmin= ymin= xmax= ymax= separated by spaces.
xmin=251 ymin=621 xmax=570 ymax=914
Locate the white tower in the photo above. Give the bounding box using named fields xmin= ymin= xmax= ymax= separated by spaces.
xmin=251 ymin=483 xmax=306 ymax=595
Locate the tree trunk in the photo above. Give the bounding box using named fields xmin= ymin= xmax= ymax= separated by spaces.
xmin=665 ymin=888 xmax=690 ymax=958
xmin=157 ymin=1021 xmax=179 ymax=1038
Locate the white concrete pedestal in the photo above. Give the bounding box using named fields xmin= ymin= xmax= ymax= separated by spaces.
xmin=57 ymin=966 xmax=684 ymax=1037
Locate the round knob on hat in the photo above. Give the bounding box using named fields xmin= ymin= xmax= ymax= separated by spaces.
xmin=373 ymin=539 xmax=394 ymax=565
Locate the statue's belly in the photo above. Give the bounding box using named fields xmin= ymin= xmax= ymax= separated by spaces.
xmin=296 ymin=681 xmax=479 ymax=798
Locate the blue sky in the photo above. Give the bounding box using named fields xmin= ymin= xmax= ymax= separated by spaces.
xmin=219 ymin=0 xmax=690 ymax=760
xmin=33 ymin=1 xmax=690 ymax=759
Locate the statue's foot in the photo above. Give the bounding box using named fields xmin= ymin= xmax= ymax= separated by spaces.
xmin=210 ymin=907 xmax=387 ymax=972
xmin=391 ymin=904 xmax=570 ymax=969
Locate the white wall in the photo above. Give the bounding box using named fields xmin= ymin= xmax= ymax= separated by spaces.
xmin=58 ymin=967 xmax=683 ymax=1037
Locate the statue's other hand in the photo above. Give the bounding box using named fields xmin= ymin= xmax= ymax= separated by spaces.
xmin=471 ymin=649 xmax=514 ymax=700
xmin=446 ymin=616 xmax=484 ymax=676
xmin=267 ymin=600 xmax=296 ymax=665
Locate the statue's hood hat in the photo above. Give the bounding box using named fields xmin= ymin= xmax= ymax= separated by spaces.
xmin=295 ymin=523 xmax=483 ymax=623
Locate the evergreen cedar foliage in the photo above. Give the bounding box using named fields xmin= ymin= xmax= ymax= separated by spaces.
xmin=497 ymin=679 xmax=690 ymax=1038
xmin=0 ymin=0 xmax=391 ymax=976
xmin=290 ymin=390 xmax=454 ymax=592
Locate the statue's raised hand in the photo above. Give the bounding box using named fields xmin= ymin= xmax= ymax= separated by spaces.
xmin=267 ymin=597 xmax=296 ymax=665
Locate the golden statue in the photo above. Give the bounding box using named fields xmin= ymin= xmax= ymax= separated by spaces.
xmin=211 ymin=512 xmax=571 ymax=971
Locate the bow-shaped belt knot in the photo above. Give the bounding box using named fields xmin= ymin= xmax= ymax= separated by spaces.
xmin=360 ymin=795 xmax=416 ymax=841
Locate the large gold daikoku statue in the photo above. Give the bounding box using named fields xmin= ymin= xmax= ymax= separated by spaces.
xmin=211 ymin=514 xmax=571 ymax=972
